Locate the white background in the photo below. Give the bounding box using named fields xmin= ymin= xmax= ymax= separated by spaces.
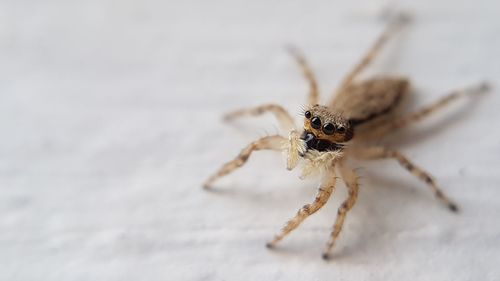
xmin=1 ymin=0 xmax=499 ymax=280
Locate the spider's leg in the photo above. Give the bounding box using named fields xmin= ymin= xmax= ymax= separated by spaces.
xmin=354 ymin=146 xmax=458 ymax=212
xmin=266 ymin=170 xmax=337 ymax=248
xmin=224 ymin=104 xmax=296 ymax=132
xmin=338 ymin=13 xmax=409 ymax=90
xmin=203 ymin=135 xmax=285 ymax=189
xmin=287 ymin=46 xmax=320 ymax=105
xmin=364 ymin=82 xmax=489 ymax=139
xmin=322 ymin=163 xmax=359 ymax=260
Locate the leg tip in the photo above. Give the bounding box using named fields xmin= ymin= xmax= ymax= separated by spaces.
xmin=265 ymin=242 xmax=275 ymax=249
xmin=285 ymin=45 xmax=301 ymax=56
xmin=223 ymin=111 xmax=241 ymax=122
xmin=467 ymin=81 xmax=491 ymax=97
xmin=394 ymin=12 xmax=413 ymax=25
xmin=479 ymin=81 xmax=491 ymax=93
xmin=379 ymin=7 xmax=413 ymax=25
xmin=322 ymin=253 xmax=331 ymax=261
xmin=448 ymin=203 xmax=459 ymax=213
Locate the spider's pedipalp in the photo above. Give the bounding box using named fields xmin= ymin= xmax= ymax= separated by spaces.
xmin=284 ymin=130 xmax=307 ymax=171
xmin=300 ymin=149 xmax=344 ymax=179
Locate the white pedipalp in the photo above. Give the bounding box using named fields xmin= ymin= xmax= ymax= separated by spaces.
xmin=283 ymin=129 xmax=344 ymax=179
xmin=300 ymin=149 xmax=343 ymax=179
xmin=283 ymin=130 xmax=307 ymax=171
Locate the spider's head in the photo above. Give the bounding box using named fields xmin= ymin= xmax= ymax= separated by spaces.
xmin=301 ymin=105 xmax=353 ymax=151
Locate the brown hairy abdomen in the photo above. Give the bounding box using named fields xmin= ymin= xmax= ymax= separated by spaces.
xmin=330 ymin=77 xmax=410 ymax=126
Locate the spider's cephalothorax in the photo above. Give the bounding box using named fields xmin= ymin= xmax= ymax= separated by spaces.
xmin=301 ymin=105 xmax=353 ymax=153
xmin=202 ymin=13 xmax=488 ymax=260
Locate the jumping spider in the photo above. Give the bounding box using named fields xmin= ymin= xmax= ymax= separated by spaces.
xmin=202 ymin=15 xmax=488 ymax=260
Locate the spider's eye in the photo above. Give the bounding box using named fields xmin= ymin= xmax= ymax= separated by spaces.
xmin=337 ymin=126 xmax=346 ymax=134
xmin=304 ymin=111 xmax=312 ymax=119
xmin=322 ymin=123 xmax=335 ymax=135
xmin=311 ymin=116 xmax=321 ymax=129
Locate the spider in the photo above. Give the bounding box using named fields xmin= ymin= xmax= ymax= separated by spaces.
xmin=202 ymin=14 xmax=488 ymax=260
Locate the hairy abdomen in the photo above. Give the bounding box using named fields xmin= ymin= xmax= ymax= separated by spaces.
xmin=330 ymin=77 xmax=410 ymax=126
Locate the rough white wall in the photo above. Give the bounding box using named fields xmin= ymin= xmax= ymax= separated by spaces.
xmin=1 ymin=0 xmax=499 ymax=280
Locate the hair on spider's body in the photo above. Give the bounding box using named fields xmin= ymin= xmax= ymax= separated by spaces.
xmin=202 ymin=13 xmax=489 ymax=260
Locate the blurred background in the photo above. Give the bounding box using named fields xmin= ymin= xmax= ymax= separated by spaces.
xmin=1 ymin=0 xmax=499 ymax=280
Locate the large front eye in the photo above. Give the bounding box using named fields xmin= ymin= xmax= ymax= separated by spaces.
xmin=322 ymin=123 xmax=335 ymax=135
xmin=311 ymin=117 xmax=321 ymax=129
xmin=304 ymin=111 xmax=312 ymax=119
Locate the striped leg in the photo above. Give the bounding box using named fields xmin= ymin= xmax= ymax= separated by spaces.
xmin=224 ymin=104 xmax=296 ymax=132
xmin=355 ymin=146 xmax=458 ymax=212
xmin=364 ymin=82 xmax=490 ymax=139
xmin=338 ymin=13 xmax=409 ymax=90
xmin=287 ymin=46 xmax=320 ymax=105
xmin=266 ymin=171 xmax=337 ymax=248
xmin=203 ymin=135 xmax=286 ymax=189
xmin=323 ymin=163 xmax=359 ymax=260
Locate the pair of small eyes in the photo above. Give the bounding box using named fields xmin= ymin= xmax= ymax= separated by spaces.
xmin=304 ymin=111 xmax=346 ymax=135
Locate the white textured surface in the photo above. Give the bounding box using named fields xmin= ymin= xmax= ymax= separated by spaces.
xmin=1 ymin=0 xmax=499 ymax=280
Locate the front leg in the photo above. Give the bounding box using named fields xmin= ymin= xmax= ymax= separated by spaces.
xmin=203 ymin=135 xmax=286 ymax=189
xmin=266 ymin=170 xmax=337 ymax=248
xmin=287 ymin=46 xmax=320 ymax=105
xmin=223 ymin=103 xmax=296 ymax=132
xmin=322 ymin=163 xmax=359 ymax=260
